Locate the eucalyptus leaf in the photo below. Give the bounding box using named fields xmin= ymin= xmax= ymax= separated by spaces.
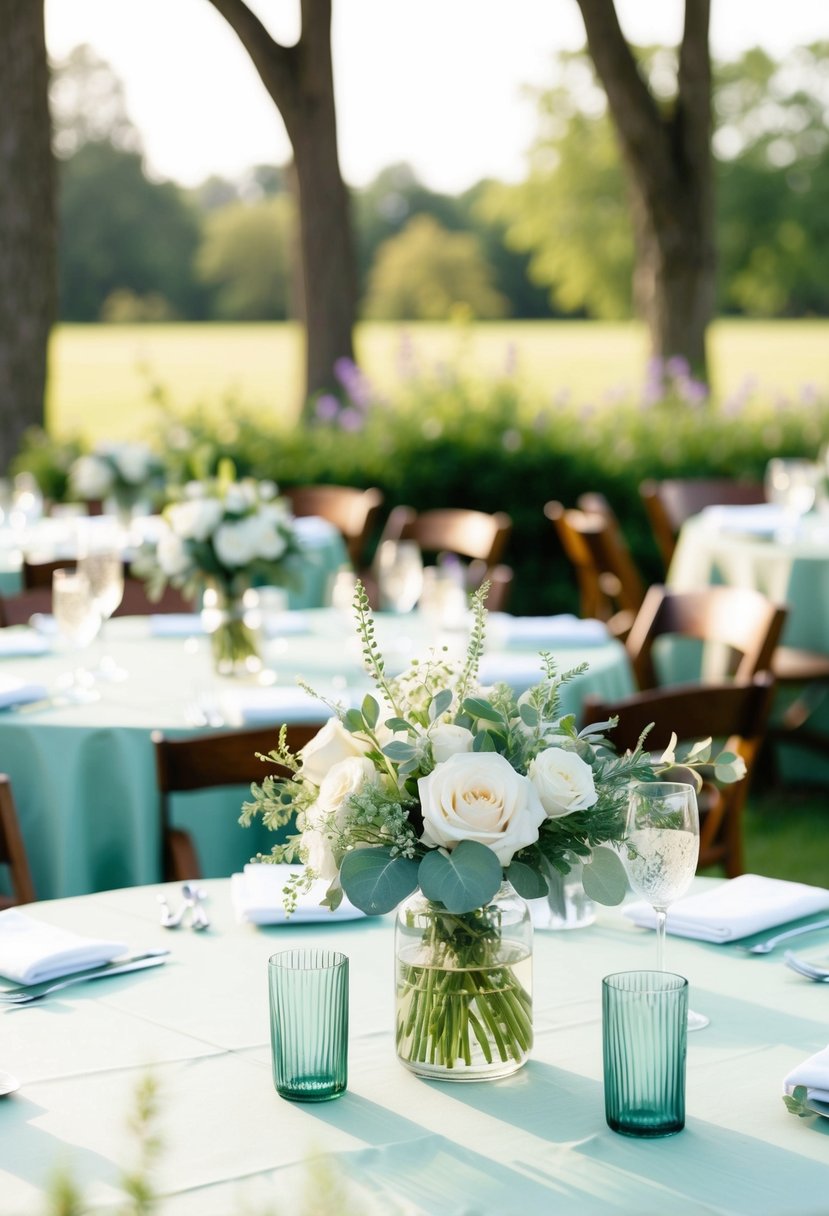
xmin=339 ymin=848 xmax=419 ymax=915
xmin=361 ymin=694 xmax=379 ymax=729
xmin=505 ymin=859 xmax=548 ymax=899
xmin=472 ymin=731 xmax=497 ymax=752
xmin=385 ymin=716 xmax=413 ymax=735
xmin=463 ymin=697 xmax=503 ymax=724
xmin=581 ymin=846 xmax=628 ymax=906
xmin=418 ymin=840 xmax=502 ymax=913
xmin=429 ymin=689 xmax=453 ymax=721
xmin=343 ymin=708 xmax=365 ymax=734
xmin=382 ymin=740 xmax=418 ymax=762
xmin=519 ymin=702 xmax=539 ymax=727
xmin=782 ymin=1086 xmax=817 ymax=1118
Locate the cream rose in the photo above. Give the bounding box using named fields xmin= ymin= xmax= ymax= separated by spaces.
xmin=529 ymin=748 xmax=598 ymax=819
xmin=428 ymin=723 xmax=474 ymax=765
xmin=301 ymin=756 xmax=378 ymax=881
xmin=298 ymin=717 xmax=371 ymax=786
xmin=70 ymin=455 xmax=114 ymax=499
xmin=168 ymin=498 xmax=223 ymax=542
xmin=418 ymin=751 xmax=546 ymax=865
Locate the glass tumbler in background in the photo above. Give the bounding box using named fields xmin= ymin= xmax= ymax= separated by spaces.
xmin=268 ymin=949 xmax=348 ymax=1102
xmin=602 ymin=970 xmax=688 ymax=1138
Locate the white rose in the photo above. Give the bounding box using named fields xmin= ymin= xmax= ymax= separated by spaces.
xmin=299 ymin=717 xmax=371 ymax=786
xmin=529 ymin=748 xmax=598 ymax=819
xmin=168 ymin=498 xmax=223 ymax=542
xmin=418 ymin=751 xmax=546 ymax=866
xmin=301 ymin=756 xmax=378 ymax=881
xmin=156 ymin=530 xmax=190 ymax=577
xmin=429 ymin=723 xmax=475 ymax=765
xmin=213 ymin=519 xmax=258 ymax=567
xmin=70 ymin=455 xmax=114 ymax=499
xmin=247 ymin=509 xmax=288 ymax=560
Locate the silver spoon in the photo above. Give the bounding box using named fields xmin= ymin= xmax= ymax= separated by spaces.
xmin=183 ymin=883 xmax=210 ymax=931
xmin=157 ymin=893 xmax=188 ymax=929
xmin=0 ymin=1071 xmax=20 ymax=1097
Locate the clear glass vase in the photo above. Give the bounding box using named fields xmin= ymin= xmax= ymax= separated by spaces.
xmin=200 ymin=584 xmax=262 ymax=677
xmin=394 ymin=882 xmax=533 ymax=1081
xmin=531 ymin=854 xmax=596 ymax=931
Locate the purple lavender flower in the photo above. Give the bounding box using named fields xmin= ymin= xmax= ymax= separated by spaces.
xmin=679 ymin=377 xmax=709 ymax=406
xmin=338 ymin=408 xmax=364 ymax=432
xmin=799 ymin=382 xmax=820 ymax=406
xmin=333 ymin=357 xmax=374 ymax=411
xmin=665 ymin=355 xmax=690 ymax=380
xmin=315 ymin=394 xmax=341 ymax=422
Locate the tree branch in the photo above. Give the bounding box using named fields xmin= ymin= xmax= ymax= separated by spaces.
xmin=676 ymin=0 xmax=712 ymax=183
xmin=205 ymin=0 xmax=299 ymax=123
xmin=574 ymin=0 xmax=670 ymax=183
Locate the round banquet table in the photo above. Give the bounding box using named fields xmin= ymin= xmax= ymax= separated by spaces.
xmin=667 ymin=509 xmax=829 ymax=782
xmin=1 ymin=877 xmax=829 ymax=1215
xmin=0 ymin=611 xmax=635 ymax=901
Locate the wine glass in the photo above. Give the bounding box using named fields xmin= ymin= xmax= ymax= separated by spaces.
xmin=375 ymin=540 xmax=424 ymax=613
xmin=77 ymin=549 xmax=127 ymax=680
xmin=51 ymin=569 xmax=102 ymax=702
xmin=764 ymin=458 xmax=820 ymax=535
xmin=624 ymin=780 xmax=709 ymax=1031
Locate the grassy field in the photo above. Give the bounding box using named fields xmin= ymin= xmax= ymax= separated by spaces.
xmin=47 ymin=318 xmax=829 ymax=442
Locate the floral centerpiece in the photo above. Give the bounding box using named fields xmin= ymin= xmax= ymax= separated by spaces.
xmin=243 ymin=583 xmax=744 ymax=1078
xmin=69 ymin=442 xmax=165 ymax=519
xmin=134 ymin=464 xmax=300 ymax=675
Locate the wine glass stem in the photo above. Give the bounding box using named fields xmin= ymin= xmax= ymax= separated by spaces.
xmin=655 ymin=906 xmax=667 ymax=971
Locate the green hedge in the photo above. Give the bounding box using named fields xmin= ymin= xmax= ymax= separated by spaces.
xmin=19 ymin=368 xmax=829 ymax=617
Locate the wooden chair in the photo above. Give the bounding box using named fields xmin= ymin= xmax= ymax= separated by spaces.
xmin=0 ymin=775 xmax=36 ymax=907
xmin=0 ymin=588 xmax=53 ymax=627
xmin=22 ymin=558 xmax=193 ymax=615
xmin=639 ymin=477 xmax=766 ymax=573
xmin=152 ymin=723 xmax=320 ymax=881
xmin=283 ymin=484 xmax=383 ymax=568
xmin=544 ymin=499 xmax=645 ymax=640
xmin=377 ymin=506 xmax=513 ymax=612
xmin=582 ymin=673 xmax=776 ymax=877
xmin=626 ymin=584 xmax=787 ymax=691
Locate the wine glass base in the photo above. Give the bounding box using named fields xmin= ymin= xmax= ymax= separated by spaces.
xmin=687 ymin=1008 xmax=710 ymax=1032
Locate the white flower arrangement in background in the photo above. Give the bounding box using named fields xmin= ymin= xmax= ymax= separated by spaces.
xmin=69 ymin=442 xmax=165 ymax=510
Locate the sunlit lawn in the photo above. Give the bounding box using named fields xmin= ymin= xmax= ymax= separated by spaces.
xmin=47 ymin=318 xmax=829 ymax=443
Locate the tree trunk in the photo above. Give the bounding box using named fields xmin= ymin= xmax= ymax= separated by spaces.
xmin=0 ymin=1 xmax=56 ymax=473
xmin=576 ymin=0 xmax=715 ymax=383
xmin=206 ymin=0 xmax=356 ymax=410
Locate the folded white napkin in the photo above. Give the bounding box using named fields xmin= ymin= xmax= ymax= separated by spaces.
xmin=0 ymin=908 xmax=128 ymax=985
xmin=231 ymin=863 xmax=365 ymax=925
xmin=0 ymin=674 xmax=49 ymax=710
xmin=625 ymin=874 xmax=829 ymax=943
xmin=148 ymin=613 xmax=204 ymax=636
xmin=700 ymin=504 xmax=790 ymax=537
xmin=0 ymin=629 xmax=50 ymax=657
xmin=218 ymin=684 xmax=337 ymax=727
xmin=488 ymin=613 xmax=609 ymax=649
xmin=784 ymin=1045 xmax=829 ymax=1106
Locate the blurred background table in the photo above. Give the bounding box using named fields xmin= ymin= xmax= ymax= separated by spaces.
xmin=0 ymin=611 xmax=633 ymax=900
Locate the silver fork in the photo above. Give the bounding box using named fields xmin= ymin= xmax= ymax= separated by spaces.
xmin=740 ymin=917 xmax=829 ymax=954
xmin=784 ymin=951 xmax=829 ymax=981
xmin=0 ymin=952 xmax=169 ymax=1005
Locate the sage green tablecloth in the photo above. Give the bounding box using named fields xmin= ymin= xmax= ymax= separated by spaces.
xmin=2 ymin=879 xmax=829 ymax=1215
xmin=0 ymin=613 xmax=634 ymax=900
xmin=668 ymin=513 xmax=829 ymax=781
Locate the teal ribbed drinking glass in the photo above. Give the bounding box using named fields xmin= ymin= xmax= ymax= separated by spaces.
xmin=268 ymin=949 xmax=348 ymax=1102
xmin=602 ymin=970 xmax=688 ymax=1137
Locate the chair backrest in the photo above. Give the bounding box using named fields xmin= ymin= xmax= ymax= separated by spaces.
xmin=0 ymin=775 xmax=36 ymax=907
xmin=626 ymin=583 xmax=787 ymax=691
xmin=152 ymin=723 xmax=320 ymax=881
xmin=22 ymin=558 xmax=193 ymax=616
xmin=582 ymin=672 xmax=776 ymax=876
xmin=22 ymin=558 xmax=72 ymax=590
xmin=283 ymin=484 xmax=383 ymax=567
xmin=381 ymin=506 xmax=512 ymax=567
xmin=0 ymin=587 xmax=53 ymax=627
xmin=544 ymin=499 xmax=646 ymax=638
xmin=640 ymin=478 xmax=766 ymax=572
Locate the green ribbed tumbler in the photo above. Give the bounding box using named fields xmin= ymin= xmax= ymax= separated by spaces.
xmin=602 ymin=970 xmax=687 ymax=1137
xmin=269 ymin=949 xmax=348 ymax=1102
